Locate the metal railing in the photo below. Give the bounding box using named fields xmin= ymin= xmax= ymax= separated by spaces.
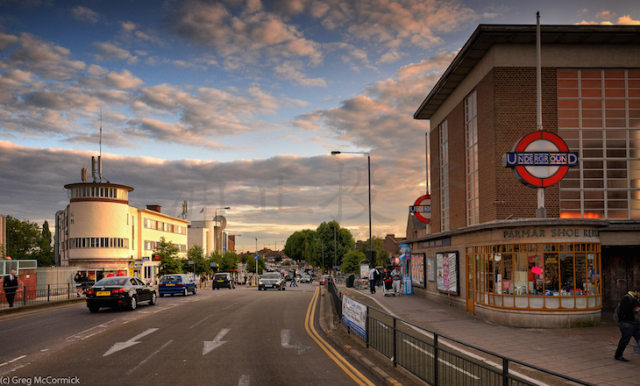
xmin=1 ymin=283 xmax=80 ymax=310
xmin=326 ymin=282 xmax=593 ymax=386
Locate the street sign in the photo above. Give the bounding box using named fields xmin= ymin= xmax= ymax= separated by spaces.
xmin=210 ymin=262 xmax=217 ymax=268
xmin=411 ymin=194 xmax=431 ymax=223
xmin=254 ymin=253 xmax=259 ymax=260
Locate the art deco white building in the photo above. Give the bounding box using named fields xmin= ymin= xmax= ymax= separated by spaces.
xmin=56 ymin=173 xmax=188 ymax=283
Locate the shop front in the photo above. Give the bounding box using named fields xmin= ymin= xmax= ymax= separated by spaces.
xmin=412 ymin=219 xmax=607 ymax=328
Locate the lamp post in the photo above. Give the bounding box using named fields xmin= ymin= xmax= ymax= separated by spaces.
xmin=315 ymin=238 xmax=325 ymax=273
xmin=331 ymin=150 xmax=374 ymax=266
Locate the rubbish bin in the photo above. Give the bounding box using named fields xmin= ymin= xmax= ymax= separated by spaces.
xmin=345 ymin=274 xmax=355 ymax=288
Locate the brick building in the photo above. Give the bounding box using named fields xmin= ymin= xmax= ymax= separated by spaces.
xmin=411 ymin=24 xmax=640 ymax=327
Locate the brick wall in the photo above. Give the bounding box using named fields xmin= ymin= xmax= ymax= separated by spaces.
xmin=429 ymin=127 xmax=441 ymax=233
xmin=447 ymin=103 xmax=466 ymax=229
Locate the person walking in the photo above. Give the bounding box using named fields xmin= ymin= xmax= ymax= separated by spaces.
xmin=391 ymin=265 xmax=402 ymax=295
xmin=3 ymin=270 xmax=19 ymax=308
xmin=290 ymin=270 xmax=298 ymax=287
xmin=368 ymin=266 xmax=378 ymax=294
xmin=614 ymin=288 xmax=640 ymax=362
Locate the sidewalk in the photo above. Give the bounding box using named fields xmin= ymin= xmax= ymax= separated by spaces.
xmin=340 ymin=284 xmax=638 ymax=386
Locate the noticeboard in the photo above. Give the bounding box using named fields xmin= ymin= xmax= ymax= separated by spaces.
xmin=436 ymin=251 xmax=459 ymax=296
xmin=410 ymin=253 xmax=426 ymax=288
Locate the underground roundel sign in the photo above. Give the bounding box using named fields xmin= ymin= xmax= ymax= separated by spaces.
xmin=502 ymin=131 xmax=578 ymax=188
xmin=410 ymin=194 xmax=431 ymax=224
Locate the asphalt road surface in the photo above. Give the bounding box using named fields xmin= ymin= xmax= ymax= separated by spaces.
xmin=0 ymin=283 xmax=379 ymax=386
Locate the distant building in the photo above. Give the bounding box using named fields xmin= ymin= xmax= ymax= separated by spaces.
xmin=187 ymin=220 xmax=230 ymax=256
xmin=56 ymin=169 xmax=188 ymax=283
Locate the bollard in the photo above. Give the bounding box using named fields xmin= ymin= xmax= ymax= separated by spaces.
xmin=47 ymin=284 xmax=50 ymax=302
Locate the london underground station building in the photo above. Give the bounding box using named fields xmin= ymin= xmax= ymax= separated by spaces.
xmin=411 ymin=24 xmax=640 ymax=327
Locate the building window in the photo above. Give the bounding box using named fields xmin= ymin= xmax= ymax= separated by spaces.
xmin=471 ymin=242 xmax=601 ymax=310
xmin=439 ymin=120 xmax=450 ymax=231
xmin=465 ymin=90 xmax=479 ymax=226
xmin=558 ymin=69 xmax=640 ymax=219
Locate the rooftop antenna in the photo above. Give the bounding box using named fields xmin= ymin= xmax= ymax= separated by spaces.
xmin=98 ymin=108 xmax=103 ymax=182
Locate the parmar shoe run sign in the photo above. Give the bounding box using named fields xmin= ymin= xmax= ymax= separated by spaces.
xmin=503 ymin=131 xmax=578 ymax=188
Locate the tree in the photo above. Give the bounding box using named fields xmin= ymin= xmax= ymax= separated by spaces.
xmin=155 ymin=237 xmax=182 ymax=276
xmin=316 ymin=221 xmax=355 ymax=271
xmin=186 ymin=245 xmax=207 ymax=276
xmin=5 ymin=216 xmax=50 ymax=265
xmin=38 ymin=220 xmax=54 ymax=266
xmin=283 ymin=229 xmax=316 ymax=262
xmin=340 ymin=250 xmax=365 ymax=274
xmin=356 ymin=236 xmax=390 ymax=267
xmin=245 ymin=254 xmax=265 ymax=274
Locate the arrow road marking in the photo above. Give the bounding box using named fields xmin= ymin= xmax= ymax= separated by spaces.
xmin=281 ymin=329 xmax=311 ymax=355
xmin=238 ymin=374 xmax=250 ymax=386
xmin=103 ymin=328 xmax=159 ymax=357
xmin=203 ymin=328 xmax=230 ymax=355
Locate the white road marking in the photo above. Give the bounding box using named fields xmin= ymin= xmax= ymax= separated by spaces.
xmin=403 ymin=339 xmax=480 ymax=380
xmin=203 ymin=328 xmax=230 ymax=355
xmin=281 ymin=329 xmax=311 ymax=355
xmin=126 ymin=339 xmax=173 ymax=375
xmin=238 ymin=374 xmax=250 ymax=386
xmin=103 ymin=328 xmax=159 ymax=357
xmin=0 ymin=355 xmax=26 ymax=368
xmin=189 ymin=314 xmax=213 ymax=330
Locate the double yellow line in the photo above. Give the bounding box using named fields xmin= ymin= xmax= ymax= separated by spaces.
xmin=305 ymin=287 xmax=375 ymax=386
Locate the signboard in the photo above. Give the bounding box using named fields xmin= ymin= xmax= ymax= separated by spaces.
xmin=410 ymin=194 xmax=432 ymax=223
xmin=436 ymin=252 xmax=459 ymax=295
xmin=142 ymin=256 xmax=150 ymax=261
xmin=502 ymin=131 xmax=578 ymax=188
xmin=360 ymin=264 xmax=370 ymax=279
xmin=411 ymin=253 xmax=426 ymax=288
xmin=341 ymin=296 xmax=367 ymax=338
xmin=254 ymin=253 xmax=259 ymax=260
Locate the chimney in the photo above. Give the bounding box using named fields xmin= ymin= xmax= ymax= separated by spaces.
xmin=146 ymin=205 xmax=162 ymax=213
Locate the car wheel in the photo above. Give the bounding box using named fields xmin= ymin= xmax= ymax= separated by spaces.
xmin=183 ymin=288 xmax=188 ymax=296
xmin=88 ymin=305 xmax=100 ymax=313
xmin=129 ymin=296 xmax=137 ymax=311
xmin=149 ymin=292 xmax=157 ymax=305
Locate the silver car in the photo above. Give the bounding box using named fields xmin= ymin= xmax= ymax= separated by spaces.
xmin=258 ymin=272 xmax=285 ymax=291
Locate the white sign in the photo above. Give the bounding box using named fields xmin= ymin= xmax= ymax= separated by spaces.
xmin=436 ymin=252 xmax=458 ymax=295
xmin=342 ymin=296 xmax=367 ymax=338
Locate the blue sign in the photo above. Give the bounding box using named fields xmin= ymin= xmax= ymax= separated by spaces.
xmin=254 ymin=253 xmax=259 ymax=260
xmin=504 ymin=152 xmax=578 ymax=167
xmin=142 ymin=256 xmax=150 ymax=261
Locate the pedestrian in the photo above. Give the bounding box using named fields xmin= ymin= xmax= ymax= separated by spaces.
xmin=290 ymin=270 xmax=298 ymax=287
xmin=382 ymin=267 xmax=394 ymax=296
xmin=391 ymin=265 xmax=402 ymax=294
xmin=614 ymin=288 xmax=640 ymax=362
xmin=3 ymin=270 xmax=19 ymax=308
xmin=368 ymin=266 xmax=378 ymax=294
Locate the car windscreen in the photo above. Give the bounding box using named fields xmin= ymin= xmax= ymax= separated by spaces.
xmin=214 ymin=274 xmax=228 ymax=280
xmin=160 ymin=275 xmax=183 ymax=283
xmin=95 ymin=277 xmax=128 ymax=286
xmin=262 ymin=273 xmax=280 ymax=279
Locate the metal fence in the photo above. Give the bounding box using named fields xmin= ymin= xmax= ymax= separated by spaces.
xmin=0 ymin=283 xmax=80 ymax=310
xmin=326 ymin=281 xmax=592 ymax=386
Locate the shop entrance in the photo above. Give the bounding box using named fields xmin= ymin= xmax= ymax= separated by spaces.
xmin=602 ymin=245 xmax=640 ymax=310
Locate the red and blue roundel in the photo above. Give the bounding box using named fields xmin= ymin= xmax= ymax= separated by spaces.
xmin=502 ymin=131 xmax=578 ymax=188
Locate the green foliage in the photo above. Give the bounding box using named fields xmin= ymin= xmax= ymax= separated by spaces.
xmin=156 ymin=237 xmax=182 ymax=276
xmin=186 ymin=245 xmax=208 ymax=275
xmin=5 ymin=215 xmax=54 ymax=266
xmin=340 ymin=250 xmax=365 ymax=274
xmin=283 ymin=229 xmax=316 ymax=262
xmin=244 ymin=254 xmax=266 ymax=274
xmin=284 ymin=221 xmax=355 ymax=272
xmin=356 ymin=236 xmax=390 ymax=267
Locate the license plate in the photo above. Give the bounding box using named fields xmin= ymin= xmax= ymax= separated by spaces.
xmin=165 ymin=283 xmax=175 ymax=286
xmin=217 ymin=280 xmax=224 ymax=283
xmin=96 ymin=291 xmax=110 ymax=296
xmin=265 ymin=284 xmax=272 ymax=287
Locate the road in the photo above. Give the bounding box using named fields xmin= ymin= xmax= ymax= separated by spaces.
xmin=0 ymin=283 xmax=379 ymax=386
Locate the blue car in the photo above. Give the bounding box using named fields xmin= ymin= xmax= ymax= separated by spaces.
xmin=158 ymin=274 xmax=197 ymax=296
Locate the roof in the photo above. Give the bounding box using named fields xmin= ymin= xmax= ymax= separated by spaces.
xmin=414 ymin=24 xmax=640 ymax=120
xmin=64 ymin=181 xmax=134 ymax=192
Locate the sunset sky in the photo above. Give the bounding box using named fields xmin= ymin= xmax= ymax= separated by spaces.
xmin=1 ymin=0 xmax=639 ymax=252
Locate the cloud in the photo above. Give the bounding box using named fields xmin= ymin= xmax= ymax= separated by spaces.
xmin=169 ymin=0 xmax=322 ymax=65
xmin=93 ymin=41 xmax=137 ymax=64
xmin=70 ymin=5 xmax=99 ymax=23
xmin=274 ymin=61 xmax=326 ymax=87
xmin=8 ymin=33 xmax=85 ymax=80
xmin=105 ymin=69 xmax=144 ymax=89
xmin=577 ymin=12 xmax=640 ymax=25
xmin=617 ymin=15 xmax=640 ymax=25
xmin=0 ymin=141 xmax=414 ymax=245
xmin=0 ymin=32 xmax=19 ymax=51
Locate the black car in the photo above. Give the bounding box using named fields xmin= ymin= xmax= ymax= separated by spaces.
xmin=213 ymin=272 xmax=235 ymax=289
xmin=86 ymin=276 xmax=157 ymax=313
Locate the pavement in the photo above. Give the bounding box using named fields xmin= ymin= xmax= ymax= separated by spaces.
xmin=329 ymin=283 xmax=639 ymax=386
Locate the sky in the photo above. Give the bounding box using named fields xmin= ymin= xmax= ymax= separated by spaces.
xmin=0 ymin=0 xmax=639 ymax=252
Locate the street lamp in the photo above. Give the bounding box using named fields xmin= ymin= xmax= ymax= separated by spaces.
xmin=331 ymin=150 xmax=374 ymax=266
xmin=315 ymin=238 xmax=325 ymax=273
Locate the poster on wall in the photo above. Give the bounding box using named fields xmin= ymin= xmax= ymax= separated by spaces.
xmin=436 ymin=252 xmax=459 ymax=295
xmin=411 ymin=253 xmax=426 ymax=288
xmin=427 ymin=257 xmax=436 ymax=282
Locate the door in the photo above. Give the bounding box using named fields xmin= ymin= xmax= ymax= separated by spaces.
xmin=466 ymin=249 xmax=475 ymax=313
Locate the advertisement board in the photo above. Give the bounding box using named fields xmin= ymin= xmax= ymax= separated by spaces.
xmin=427 ymin=257 xmax=436 ymax=282
xmin=436 ymin=252 xmax=459 ymax=295
xmin=341 ymin=295 xmax=367 ymax=338
xmin=411 ymin=253 xmax=426 ymax=288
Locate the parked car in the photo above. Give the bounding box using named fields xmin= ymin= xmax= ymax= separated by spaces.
xmin=213 ymin=272 xmax=235 ymax=289
xmin=300 ymin=274 xmax=312 ymax=283
xmin=86 ymin=276 xmax=157 ymax=313
xmin=158 ymin=274 xmax=197 ymax=297
xmin=319 ymin=275 xmax=334 ymax=285
xmin=258 ymin=272 xmax=285 ymax=291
